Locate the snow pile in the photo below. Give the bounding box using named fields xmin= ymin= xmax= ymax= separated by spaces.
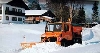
xmin=51 ymin=43 xmax=100 ymax=53
xmin=82 ymin=24 xmax=100 ymax=45
xmin=19 ymin=42 xmax=86 ymax=53
xmin=68 ymin=43 xmax=85 ymax=48
xmin=82 ymin=28 xmax=94 ymax=41
xmin=19 ymin=42 xmax=63 ymax=53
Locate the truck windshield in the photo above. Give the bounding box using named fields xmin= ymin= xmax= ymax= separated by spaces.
xmin=48 ymin=24 xmax=62 ymax=31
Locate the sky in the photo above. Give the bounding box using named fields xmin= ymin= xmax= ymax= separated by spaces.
xmin=84 ymin=2 xmax=100 ymax=20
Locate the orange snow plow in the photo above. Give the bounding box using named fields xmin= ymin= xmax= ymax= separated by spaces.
xmin=20 ymin=22 xmax=82 ymax=49
xmin=41 ymin=22 xmax=82 ymax=47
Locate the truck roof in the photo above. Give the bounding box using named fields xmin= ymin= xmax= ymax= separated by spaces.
xmin=72 ymin=23 xmax=82 ymax=26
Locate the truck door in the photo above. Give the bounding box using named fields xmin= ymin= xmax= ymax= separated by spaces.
xmin=62 ymin=23 xmax=72 ymax=40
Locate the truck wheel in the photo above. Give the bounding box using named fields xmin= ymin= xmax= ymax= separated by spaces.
xmin=78 ymin=38 xmax=82 ymax=44
xmin=61 ymin=38 xmax=67 ymax=47
xmin=74 ymin=38 xmax=82 ymax=44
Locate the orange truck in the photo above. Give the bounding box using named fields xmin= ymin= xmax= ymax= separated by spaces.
xmin=21 ymin=22 xmax=82 ymax=49
xmin=41 ymin=22 xmax=82 ymax=47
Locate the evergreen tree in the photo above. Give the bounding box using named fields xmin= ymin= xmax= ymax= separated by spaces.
xmin=36 ymin=4 xmax=41 ymax=10
xmin=28 ymin=1 xmax=41 ymax=10
xmin=77 ymin=6 xmax=86 ymax=23
xmin=92 ymin=1 xmax=99 ymax=22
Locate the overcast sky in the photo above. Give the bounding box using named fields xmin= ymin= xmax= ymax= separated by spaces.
xmin=84 ymin=2 xmax=100 ymax=18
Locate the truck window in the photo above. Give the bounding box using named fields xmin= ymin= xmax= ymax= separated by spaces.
xmin=49 ymin=25 xmax=54 ymax=31
xmin=53 ymin=24 xmax=62 ymax=31
xmin=48 ymin=23 xmax=62 ymax=31
xmin=64 ymin=24 xmax=69 ymax=31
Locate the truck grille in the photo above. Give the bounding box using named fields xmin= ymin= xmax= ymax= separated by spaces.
xmin=41 ymin=37 xmax=57 ymax=42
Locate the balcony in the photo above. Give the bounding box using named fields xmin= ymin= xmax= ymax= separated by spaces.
xmin=5 ymin=10 xmax=25 ymax=16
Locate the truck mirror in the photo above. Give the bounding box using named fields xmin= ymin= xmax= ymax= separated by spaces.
xmin=45 ymin=28 xmax=48 ymax=32
xmin=45 ymin=24 xmax=48 ymax=32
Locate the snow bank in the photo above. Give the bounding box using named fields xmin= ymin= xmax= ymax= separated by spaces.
xmin=19 ymin=43 xmax=86 ymax=53
xmin=19 ymin=42 xmax=63 ymax=53
xmin=51 ymin=43 xmax=100 ymax=53
xmin=82 ymin=24 xmax=100 ymax=45
xmin=68 ymin=43 xmax=85 ymax=48
xmin=82 ymin=28 xmax=94 ymax=41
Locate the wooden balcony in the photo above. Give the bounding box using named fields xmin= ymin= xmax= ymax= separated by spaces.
xmin=5 ymin=10 xmax=25 ymax=16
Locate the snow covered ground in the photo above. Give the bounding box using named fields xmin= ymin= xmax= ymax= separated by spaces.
xmin=0 ymin=23 xmax=45 ymax=53
xmin=0 ymin=23 xmax=100 ymax=53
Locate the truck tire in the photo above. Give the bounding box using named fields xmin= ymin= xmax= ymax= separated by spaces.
xmin=74 ymin=38 xmax=82 ymax=44
xmin=61 ymin=38 xmax=68 ymax=47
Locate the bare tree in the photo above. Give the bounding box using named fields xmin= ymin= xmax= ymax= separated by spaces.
xmin=46 ymin=0 xmax=69 ymax=22
xmin=46 ymin=0 xmax=86 ymax=23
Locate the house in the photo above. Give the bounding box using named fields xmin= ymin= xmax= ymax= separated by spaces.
xmin=0 ymin=0 xmax=29 ymax=24
xmin=25 ymin=10 xmax=55 ymax=24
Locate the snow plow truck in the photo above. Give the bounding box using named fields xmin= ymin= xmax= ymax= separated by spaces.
xmin=41 ymin=22 xmax=82 ymax=47
xmin=21 ymin=22 xmax=82 ymax=49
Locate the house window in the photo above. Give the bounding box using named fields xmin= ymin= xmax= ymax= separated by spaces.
xmin=6 ymin=7 xmax=9 ymax=11
xmin=18 ymin=17 xmax=22 ymax=21
xmin=6 ymin=16 xmax=9 ymax=20
xmin=12 ymin=17 xmax=17 ymax=21
xmin=12 ymin=8 xmax=17 ymax=12
xmin=23 ymin=18 xmax=24 ymax=20
xmin=18 ymin=9 xmax=22 ymax=13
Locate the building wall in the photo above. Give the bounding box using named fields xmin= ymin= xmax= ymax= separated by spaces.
xmin=4 ymin=15 xmax=25 ymax=24
xmin=25 ymin=15 xmax=53 ymax=23
xmin=0 ymin=3 xmax=25 ymax=24
xmin=25 ymin=16 xmax=41 ymax=24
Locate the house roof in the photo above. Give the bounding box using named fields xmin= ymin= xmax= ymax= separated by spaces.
xmin=25 ymin=10 xmax=55 ymax=17
xmin=42 ymin=10 xmax=55 ymax=17
xmin=42 ymin=16 xmax=54 ymax=19
xmin=25 ymin=10 xmax=47 ymax=15
xmin=7 ymin=0 xmax=29 ymax=10
xmin=0 ymin=0 xmax=12 ymax=3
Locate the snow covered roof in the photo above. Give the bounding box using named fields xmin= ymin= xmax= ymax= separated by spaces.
xmin=42 ymin=16 xmax=54 ymax=19
xmin=0 ymin=0 xmax=12 ymax=3
xmin=25 ymin=10 xmax=47 ymax=15
xmin=7 ymin=0 xmax=29 ymax=10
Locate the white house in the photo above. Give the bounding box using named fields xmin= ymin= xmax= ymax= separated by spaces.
xmin=0 ymin=0 xmax=29 ymax=24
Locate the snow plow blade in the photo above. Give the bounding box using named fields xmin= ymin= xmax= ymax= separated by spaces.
xmin=21 ymin=42 xmax=60 ymax=49
xmin=21 ymin=42 xmax=36 ymax=49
